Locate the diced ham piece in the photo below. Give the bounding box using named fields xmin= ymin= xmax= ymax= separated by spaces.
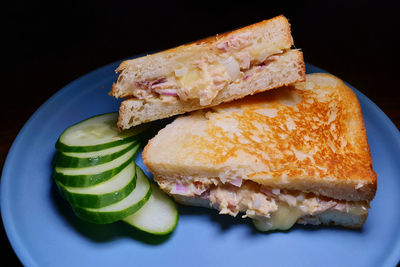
xmin=279 ymin=194 xmax=297 ymax=206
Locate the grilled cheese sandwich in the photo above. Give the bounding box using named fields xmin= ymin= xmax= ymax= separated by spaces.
xmin=143 ymin=73 xmax=377 ymax=231
xmin=110 ymin=15 xmax=305 ymax=129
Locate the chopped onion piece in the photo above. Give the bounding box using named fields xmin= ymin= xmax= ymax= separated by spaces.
xmin=279 ymin=194 xmax=297 ymax=206
xmin=253 ymin=196 xmax=262 ymax=209
xmin=221 ymin=56 xmax=240 ymax=80
xmin=176 ymin=183 xmax=186 ymax=191
xmin=171 ymin=183 xmax=187 ymax=195
xmin=216 ymin=42 xmax=229 ymax=51
xmin=157 ymin=89 xmax=178 ymax=96
xmin=334 ymin=203 xmax=346 ymax=212
xmin=260 ymin=186 xmax=274 ymax=196
xmin=230 ymin=177 xmax=242 ymax=187
xmin=296 ymin=194 xmax=305 ymax=201
xmin=272 ymin=189 xmax=280 ymax=195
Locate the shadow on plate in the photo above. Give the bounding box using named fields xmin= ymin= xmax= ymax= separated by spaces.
xmin=50 ymin=175 xmax=174 ymax=245
xmin=178 ymin=204 xmax=252 ymax=231
xmin=245 ymin=222 xmax=364 ymax=236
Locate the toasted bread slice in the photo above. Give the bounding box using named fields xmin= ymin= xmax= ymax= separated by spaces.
xmin=111 ymin=15 xmax=305 ymax=129
xmin=143 ymin=73 xmax=377 ymax=230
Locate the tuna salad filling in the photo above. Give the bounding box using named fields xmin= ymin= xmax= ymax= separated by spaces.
xmin=156 ymin=178 xmax=369 ymax=231
xmin=126 ymin=33 xmax=291 ymax=105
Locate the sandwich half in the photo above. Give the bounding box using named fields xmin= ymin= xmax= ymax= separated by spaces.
xmin=143 ymin=73 xmax=377 ymax=231
xmin=111 ymin=15 xmax=305 ymax=129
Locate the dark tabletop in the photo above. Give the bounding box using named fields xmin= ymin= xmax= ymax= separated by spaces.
xmin=1 ymin=1 xmax=399 ymax=265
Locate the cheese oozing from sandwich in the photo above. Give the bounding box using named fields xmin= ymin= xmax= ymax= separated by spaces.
xmin=156 ymin=178 xmax=369 ymax=231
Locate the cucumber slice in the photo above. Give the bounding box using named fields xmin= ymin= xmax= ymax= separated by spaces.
xmin=56 ymin=162 xmax=136 ymax=208
xmin=55 ymin=113 xmax=148 ymax=152
xmin=71 ymin=165 xmax=151 ymax=224
xmin=55 ymin=141 xmax=137 ymax=168
xmin=53 ymin=143 xmax=140 ymax=187
xmin=123 ymin=183 xmax=178 ymax=235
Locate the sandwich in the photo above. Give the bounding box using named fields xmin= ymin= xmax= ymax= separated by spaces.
xmin=111 ymin=15 xmax=305 ymax=130
xmin=142 ymin=73 xmax=377 ymax=231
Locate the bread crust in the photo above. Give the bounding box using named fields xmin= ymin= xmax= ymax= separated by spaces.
xmin=143 ymin=73 xmax=377 ymax=202
xmin=113 ymin=15 xmax=293 ymax=77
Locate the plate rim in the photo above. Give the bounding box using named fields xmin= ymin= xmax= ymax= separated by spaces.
xmin=1 ymin=61 xmax=400 ymax=267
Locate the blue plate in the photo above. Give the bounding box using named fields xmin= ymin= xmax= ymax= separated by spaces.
xmin=1 ymin=62 xmax=400 ymax=267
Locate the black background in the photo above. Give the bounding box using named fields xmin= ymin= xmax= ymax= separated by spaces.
xmin=1 ymin=0 xmax=399 ymax=265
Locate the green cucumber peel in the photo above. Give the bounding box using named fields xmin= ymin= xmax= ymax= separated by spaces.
xmin=71 ymin=165 xmax=151 ymax=224
xmin=56 ymin=162 xmax=137 ymax=208
xmin=53 ymin=143 xmax=139 ymax=187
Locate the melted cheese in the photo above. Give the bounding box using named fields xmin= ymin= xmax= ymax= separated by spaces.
xmin=253 ymin=203 xmax=304 ymax=231
xmin=252 ymin=201 xmax=369 ymax=231
xmin=179 ymin=68 xmax=201 ymax=88
xmin=177 ymin=65 xmax=224 ymax=105
xmin=173 ymin=45 xmax=286 ymax=105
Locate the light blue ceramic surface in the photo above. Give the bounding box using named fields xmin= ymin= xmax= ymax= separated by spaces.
xmin=1 ymin=62 xmax=399 ymax=267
